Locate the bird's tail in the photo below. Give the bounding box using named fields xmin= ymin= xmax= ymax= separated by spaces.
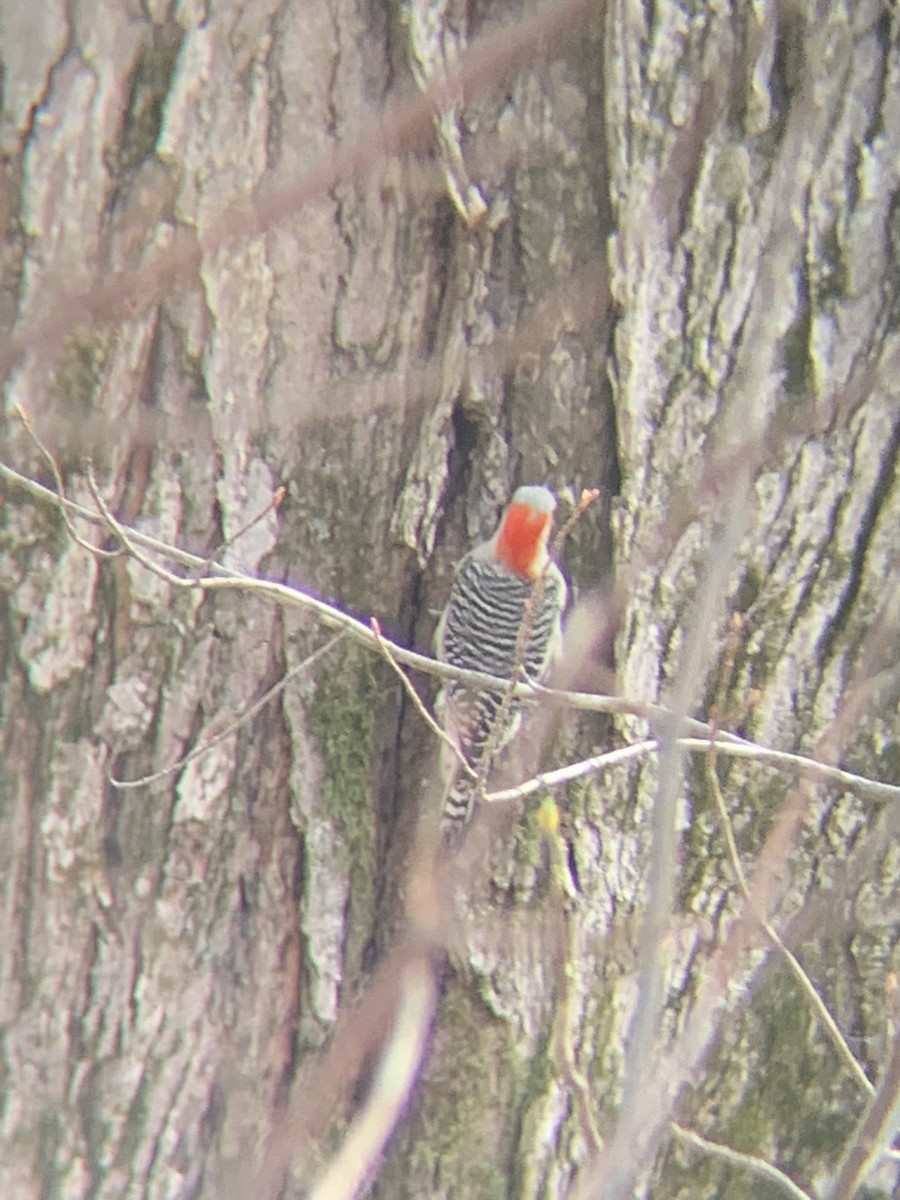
xmin=436 ymin=696 xmax=524 ymax=848
xmin=440 ymin=771 xmax=480 ymax=846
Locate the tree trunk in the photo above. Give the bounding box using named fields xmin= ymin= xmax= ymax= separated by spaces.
xmin=0 ymin=0 xmax=897 ymax=1198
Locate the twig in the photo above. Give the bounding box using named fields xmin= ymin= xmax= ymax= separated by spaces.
xmin=371 ymin=617 xmax=475 ymax=779
xmin=705 ymin=747 xmax=874 ymax=1097
xmin=85 ymin=458 xmax=194 ymax=587
xmin=670 ymin=1123 xmax=814 ymax=1200
xmin=15 ymin=405 xmax=121 ymax=560
xmin=676 ymin=738 xmax=898 ymax=803
xmin=552 ymin=861 xmax=604 ymax=1154
xmin=486 ymin=735 xmax=900 ymax=806
xmin=570 ymin=598 xmax=899 ymax=1200
xmin=109 ymin=632 xmax=347 ymax=789
xmin=204 ymin=484 xmax=286 ymax=568
xmin=485 ymin=741 xmax=660 ymax=802
xmin=551 ymin=486 xmax=600 ymax=561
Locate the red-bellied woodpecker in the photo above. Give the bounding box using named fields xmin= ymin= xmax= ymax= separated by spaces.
xmin=434 ymin=485 xmax=567 ymax=842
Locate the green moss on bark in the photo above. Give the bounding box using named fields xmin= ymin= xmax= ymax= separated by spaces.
xmin=306 ymin=644 xmax=383 ymax=970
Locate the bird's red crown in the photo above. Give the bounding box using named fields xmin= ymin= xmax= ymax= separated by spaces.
xmin=495 ymin=486 xmax=555 ymax=580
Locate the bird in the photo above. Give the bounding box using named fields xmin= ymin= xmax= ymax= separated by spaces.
xmin=434 ymin=485 xmax=567 ymax=843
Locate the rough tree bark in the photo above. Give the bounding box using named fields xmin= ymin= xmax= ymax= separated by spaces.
xmin=0 ymin=0 xmax=897 ymax=1198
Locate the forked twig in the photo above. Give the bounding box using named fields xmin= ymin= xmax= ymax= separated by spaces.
xmin=15 ymin=405 xmax=121 ymax=560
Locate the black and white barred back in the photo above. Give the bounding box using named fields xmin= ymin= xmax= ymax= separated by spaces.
xmin=437 ymin=555 xmax=566 ymax=839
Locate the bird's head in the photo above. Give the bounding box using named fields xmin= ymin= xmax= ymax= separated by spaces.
xmin=494 ymin=485 xmax=557 ymax=580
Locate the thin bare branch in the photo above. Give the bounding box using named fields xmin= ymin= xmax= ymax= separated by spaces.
xmin=486 ymin=736 xmax=900 ymax=806
xmin=551 ymin=486 xmax=601 ymax=561
xmin=551 ymin=841 xmax=605 ymax=1155
xmin=570 ymin=615 xmax=898 ymax=1200
xmin=671 ymin=1123 xmax=814 ymax=1200
xmin=85 ymin=459 xmax=195 ymax=588
xmin=706 ymin=749 xmax=874 ymax=1097
xmin=371 ymin=616 xmax=475 ymax=780
xmin=204 ymin=485 xmax=286 ymax=567
xmin=15 ymin=405 xmax=121 ymax=560
xmin=676 ymin=738 xmax=899 ymax=804
xmin=485 ymin=741 xmax=661 ymax=802
xmin=109 ymin=632 xmax=347 ymax=790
